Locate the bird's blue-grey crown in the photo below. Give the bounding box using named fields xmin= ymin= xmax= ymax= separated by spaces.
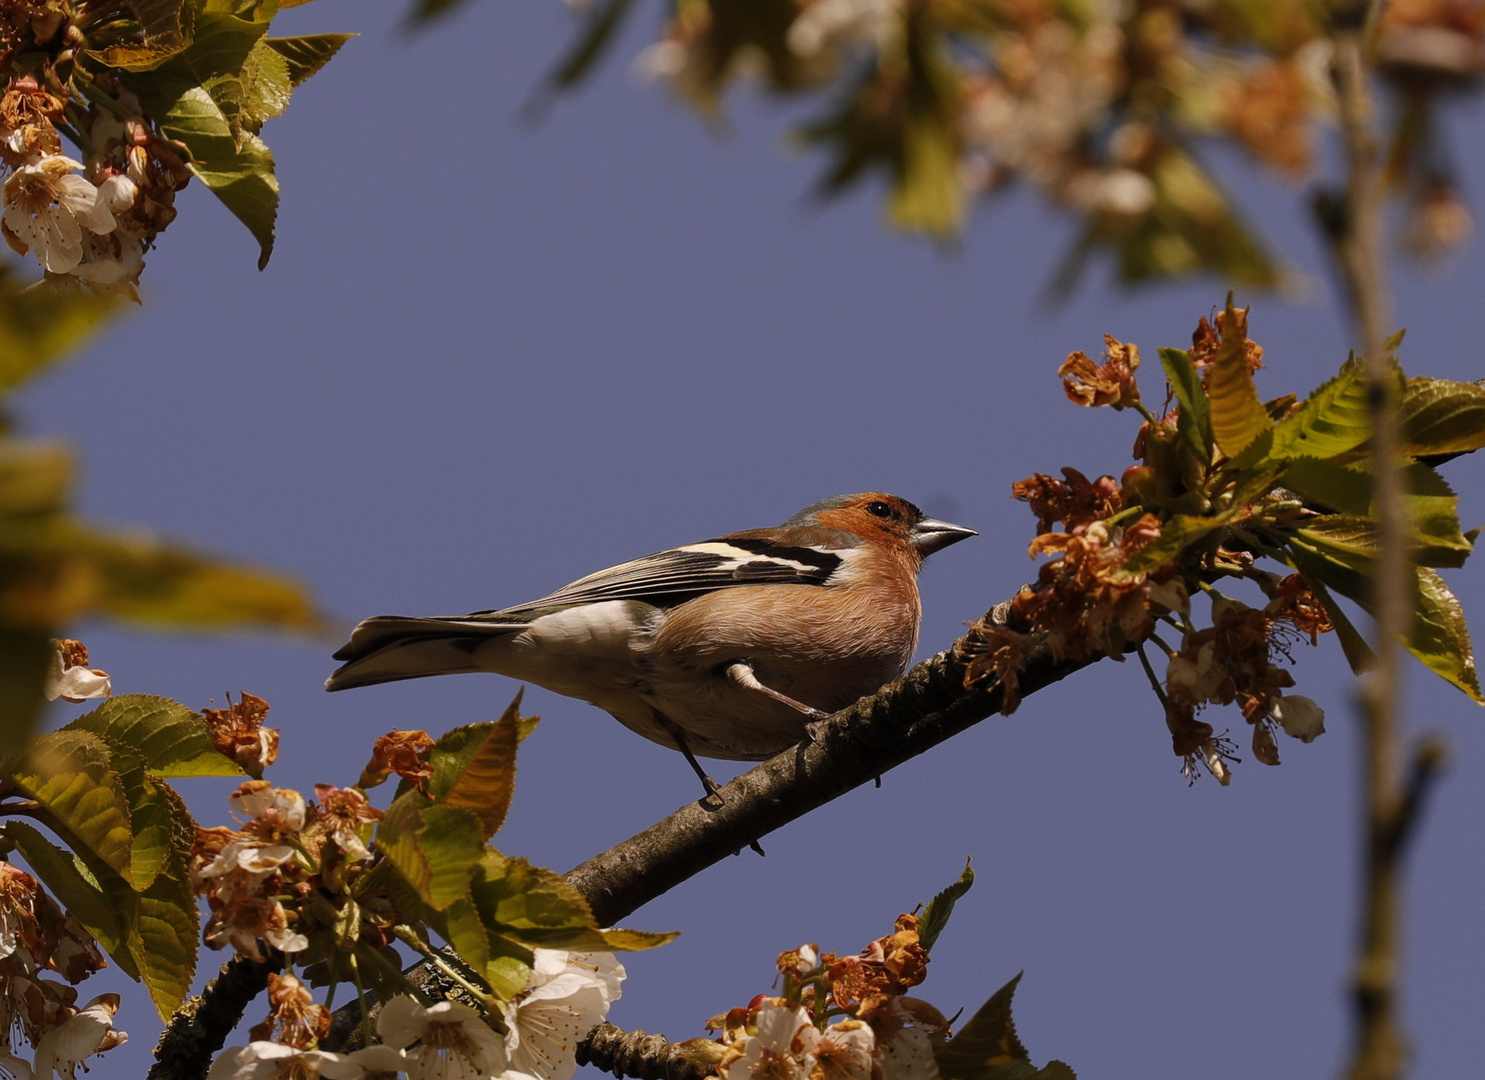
xmin=782 ymin=493 xmax=923 ymax=526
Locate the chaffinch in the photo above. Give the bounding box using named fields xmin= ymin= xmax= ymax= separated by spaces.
xmin=326 ymin=493 xmax=975 ymax=793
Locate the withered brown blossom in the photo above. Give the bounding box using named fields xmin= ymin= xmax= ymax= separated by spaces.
xmin=202 ymin=692 xmax=280 ymax=778
xmin=1189 ymin=309 xmax=1264 ymax=378
xmin=1058 ymin=335 xmax=1143 ymax=409
xmin=0 ymin=76 xmax=63 ymax=166
xmin=248 ymin=972 xmax=330 ymax=1049
xmin=360 ymin=729 xmax=437 ymax=793
xmin=1011 ymin=467 xmax=1122 ymax=534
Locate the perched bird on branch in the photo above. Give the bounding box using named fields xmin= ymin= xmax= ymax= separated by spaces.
xmin=326 ymin=492 xmax=975 ymax=795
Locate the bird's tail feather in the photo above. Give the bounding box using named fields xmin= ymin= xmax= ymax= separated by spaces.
xmin=325 ymin=615 xmax=525 ymax=691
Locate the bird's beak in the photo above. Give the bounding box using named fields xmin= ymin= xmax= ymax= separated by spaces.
xmin=911 ymin=517 xmax=978 ymax=556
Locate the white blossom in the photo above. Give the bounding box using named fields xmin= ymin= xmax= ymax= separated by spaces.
xmin=379 ymin=996 xmax=507 ymax=1080
xmin=502 ymin=950 xmax=623 ymax=1080
xmin=42 ymin=649 xmax=110 ymax=704
xmin=30 ymin=995 xmax=126 ymax=1080
xmin=1271 ymin=694 xmax=1326 ymax=743
xmin=1 ymin=156 xmax=115 ymax=275
xmin=206 ymin=1041 xmax=405 ymax=1080
xmin=723 ymin=1003 xmax=814 ymax=1080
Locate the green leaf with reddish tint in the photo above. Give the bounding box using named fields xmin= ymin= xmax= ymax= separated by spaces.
xmin=1400 ymin=376 xmax=1485 ymax=458
xmin=11 ymin=731 xmax=134 ymax=878
xmin=920 ymin=857 xmax=973 ymax=954
xmin=1407 ymin=567 xmax=1482 ymax=703
xmin=437 ymin=694 xmax=526 ymax=840
xmin=1270 ymin=359 xmax=1378 ymax=460
xmin=1206 ymin=300 xmax=1271 ymax=460
xmin=65 ymin=694 xmax=240 ymax=778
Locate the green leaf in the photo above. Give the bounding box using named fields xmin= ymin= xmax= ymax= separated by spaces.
xmin=106 ymin=742 xmax=174 ymax=891
xmin=1401 ymin=464 xmax=1472 ymax=569
xmin=919 ymin=857 xmax=973 ymax=954
xmin=936 ymin=974 xmax=1029 ymax=1080
xmin=1399 ymin=376 xmax=1485 ymax=457
xmin=375 ymin=789 xmax=433 ymax=901
xmin=1158 ymin=347 xmax=1211 ymax=463
xmin=0 ymin=268 xmax=119 ymax=392
xmin=85 ymin=42 xmax=187 ymax=71
xmin=84 ymin=527 xmax=322 ymax=632
xmin=2 ymin=820 xmax=139 ymax=978
xmin=65 ymin=693 xmax=241 ymax=777
xmin=1296 ymin=515 xmax=1378 ymax=566
xmin=1270 ymin=360 xmax=1377 ymax=460
xmin=468 ymin=851 xmax=674 ymax=952
xmin=124 ymin=0 xmax=191 ymax=46
xmin=439 ymin=895 xmax=491 ymax=978
xmin=418 ymin=805 xmax=484 ymax=911
xmin=1279 ymin=457 xmax=1372 ymax=515
xmin=10 ymin=730 xmax=134 ymax=877
xmin=131 ymin=861 xmax=199 ymax=1019
xmin=1206 ymin=299 xmax=1272 ymax=459
xmin=156 ymin=86 xmax=279 ymax=268
xmin=436 ymin=693 xmax=525 ymax=840
xmin=1406 ymin=567 xmax=1482 ymax=703
xmin=265 ymin=34 xmax=354 ymax=86
xmin=219 ymin=38 xmax=293 ymax=141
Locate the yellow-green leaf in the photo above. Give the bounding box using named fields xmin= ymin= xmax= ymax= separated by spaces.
xmin=1158 ymin=347 xmax=1211 ymax=463
xmin=0 ymin=267 xmax=118 ymax=392
xmin=1400 ymin=376 xmax=1485 ymax=457
xmin=11 ymin=730 xmax=134 ymax=877
xmin=1207 ymin=299 xmax=1272 ymax=459
xmin=132 ymin=861 xmax=199 ymax=1019
xmin=65 ymin=693 xmax=241 ymax=777
xmin=418 ymin=805 xmax=484 ymax=911
xmin=1270 ymin=359 xmax=1377 ymax=460
xmin=265 ymin=33 xmax=355 ymax=86
xmin=1406 ymin=567 xmax=1482 ymax=703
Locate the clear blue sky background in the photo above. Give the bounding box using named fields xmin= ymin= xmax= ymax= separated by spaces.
xmin=15 ymin=2 xmax=1485 ymax=1077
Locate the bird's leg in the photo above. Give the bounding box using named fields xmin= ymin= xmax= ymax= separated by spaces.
xmin=726 ymin=661 xmax=831 ymax=725
xmin=726 ymin=662 xmax=834 ymax=743
xmin=651 ymin=710 xmax=724 ymax=806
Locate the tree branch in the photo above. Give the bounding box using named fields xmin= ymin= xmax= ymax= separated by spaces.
xmin=576 ymin=1021 xmax=718 ymax=1080
xmin=147 ymin=953 xmax=282 ymax=1080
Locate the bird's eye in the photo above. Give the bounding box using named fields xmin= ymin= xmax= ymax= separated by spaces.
xmin=866 ymin=500 xmax=895 ymax=519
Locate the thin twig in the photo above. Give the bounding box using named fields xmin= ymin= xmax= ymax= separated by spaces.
xmin=1322 ymin=7 xmax=1414 ymax=1079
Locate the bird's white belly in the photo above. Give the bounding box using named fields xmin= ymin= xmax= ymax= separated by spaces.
xmin=471 ymin=601 xmax=653 ymax=701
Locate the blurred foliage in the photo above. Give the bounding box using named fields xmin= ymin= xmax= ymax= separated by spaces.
xmin=1 ymin=0 xmax=350 ymax=293
xmin=0 ymin=262 xmax=323 ymax=747
xmin=464 ymin=0 xmax=1485 ymax=291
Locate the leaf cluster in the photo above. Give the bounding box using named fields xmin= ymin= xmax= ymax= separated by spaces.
xmin=1 ymin=694 xmax=245 ymax=1020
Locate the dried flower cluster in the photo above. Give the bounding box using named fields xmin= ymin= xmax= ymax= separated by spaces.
xmin=958 ymin=299 xmax=1483 ymax=785
xmin=0 ymin=862 xmax=127 ymax=1078
xmin=685 ymin=915 xmax=945 ymax=1080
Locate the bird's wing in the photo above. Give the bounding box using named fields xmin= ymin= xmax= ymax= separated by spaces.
xmin=481 ymin=535 xmax=846 ymax=616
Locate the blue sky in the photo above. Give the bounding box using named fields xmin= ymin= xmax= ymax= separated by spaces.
xmin=15 ymin=2 xmax=1485 ymax=1077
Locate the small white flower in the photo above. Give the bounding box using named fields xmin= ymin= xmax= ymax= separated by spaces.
xmin=379 ymin=996 xmax=507 ymax=1080
xmin=1271 ymin=695 xmax=1326 ymax=743
xmin=1 ymin=155 xmax=115 ymax=275
xmin=502 ymin=950 xmax=623 ymax=1080
xmin=787 ymin=0 xmax=899 ymax=58
xmin=205 ymin=1041 xmax=398 ymax=1080
xmin=31 ymin=994 xmax=127 ymax=1080
xmin=803 ymin=1019 xmax=873 ymax=1080
xmin=42 ymin=641 xmax=111 ymax=703
xmin=95 ymin=174 xmax=138 ymax=215
xmin=723 ymin=1002 xmax=814 ymax=1080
